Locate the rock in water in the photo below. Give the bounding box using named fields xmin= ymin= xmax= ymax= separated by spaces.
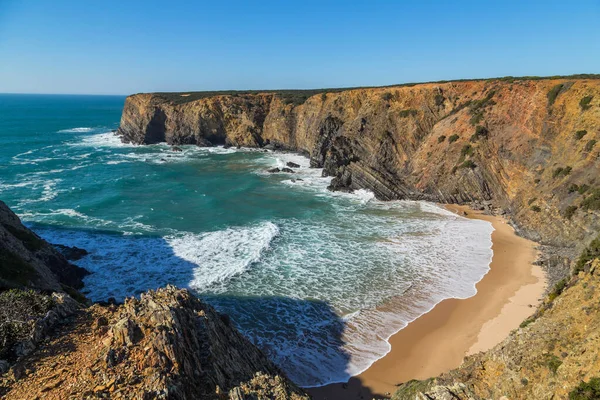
xmin=267 ymin=167 xmax=280 ymax=173
xmin=281 ymin=167 xmax=294 ymax=173
xmin=53 ymin=244 xmax=89 ymax=261
xmin=286 ymin=161 xmax=300 ymax=168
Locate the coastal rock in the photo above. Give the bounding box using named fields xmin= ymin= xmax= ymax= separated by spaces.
xmin=1 ymin=285 xmax=309 ymax=400
xmin=281 ymin=167 xmax=295 ymax=173
xmin=267 ymin=167 xmax=280 ymax=173
xmin=286 ymin=161 xmax=300 ymax=168
xmin=0 ymin=200 xmax=89 ymax=291
xmin=116 ymin=78 xmax=600 ymax=251
xmin=52 ymin=244 xmax=89 ymax=261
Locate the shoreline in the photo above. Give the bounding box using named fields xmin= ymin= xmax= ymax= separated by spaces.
xmin=308 ymin=204 xmax=546 ymax=399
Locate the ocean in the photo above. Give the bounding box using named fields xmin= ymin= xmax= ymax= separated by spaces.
xmin=0 ymin=94 xmax=493 ymax=387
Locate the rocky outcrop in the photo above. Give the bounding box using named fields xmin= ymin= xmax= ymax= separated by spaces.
xmin=0 ymin=200 xmax=89 ymax=291
xmin=2 ymin=286 xmax=309 ymax=400
xmin=117 ymin=78 xmax=600 ymax=250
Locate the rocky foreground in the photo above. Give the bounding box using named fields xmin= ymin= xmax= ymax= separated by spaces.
xmin=0 ymin=201 xmax=308 ymax=399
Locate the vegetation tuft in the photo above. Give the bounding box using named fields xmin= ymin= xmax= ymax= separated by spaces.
xmin=437 ymin=135 xmax=446 ymax=143
xmin=544 ymin=354 xmax=562 ymax=374
xmin=574 ymin=234 xmax=600 ymax=273
xmin=581 ymin=189 xmax=600 ymax=211
xmin=552 ymin=166 xmax=572 ymax=179
xmin=575 ymin=130 xmax=588 ymax=140
xmin=547 ymin=84 xmax=564 ymax=106
xmin=564 ymin=205 xmax=578 ymax=219
xmin=470 ymin=125 xmax=489 ymax=142
xmin=579 ymin=95 xmax=593 ymax=111
xmin=584 ymin=140 xmax=597 ymax=152
xmin=0 ymin=289 xmax=54 ymax=359
xmin=2 ymin=224 xmax=44 ymax=252
xmin=530 ymin=205 xmax=542 ymax=212
xmin=569 ymin=377 xmax=600 ymax=400
xmin=448 ymin=134 xmax=460 ymax=143
xmin=0 ymin=248 xmax=38 ymax=287
xmin=398 ymin=109 xmax=418 ymax=118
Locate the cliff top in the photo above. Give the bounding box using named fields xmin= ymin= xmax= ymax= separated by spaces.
xmin=144 ymin=73 xmax=600 ymax=105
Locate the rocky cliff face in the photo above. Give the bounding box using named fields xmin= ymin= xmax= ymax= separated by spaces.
xmin=0 ymin=200 xmax=88 ymax=292
xmin=2 ymin=286 xmax=308 ymax=400
xmin=117 ymin=78 xmax=600 ymax=249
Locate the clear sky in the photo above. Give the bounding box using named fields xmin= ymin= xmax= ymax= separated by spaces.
xmin=1 ymin=0 xmax=599 ymax=95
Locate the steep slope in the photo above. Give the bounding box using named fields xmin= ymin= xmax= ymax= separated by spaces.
xmin=0 ymin=200 xmax=88 ymax=292
xmin=117 ymin=77 xmax=600 ymax=250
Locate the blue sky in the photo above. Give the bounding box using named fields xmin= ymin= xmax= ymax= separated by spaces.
xmin=0 ymin=0 xmax=598 ymax=95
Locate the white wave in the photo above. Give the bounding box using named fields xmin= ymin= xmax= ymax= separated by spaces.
xmin=171 ymin=222 xmax=280 ymax=291
xmin=58 ymin=127 xmax=95 ymax=133
xmin=70 ymin=132 xmax=135 ymax=148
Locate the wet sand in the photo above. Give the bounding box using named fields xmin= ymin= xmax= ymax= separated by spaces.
xmin=308 ymin=205 xmax=546 ymax=399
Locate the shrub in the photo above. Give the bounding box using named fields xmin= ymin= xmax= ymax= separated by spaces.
xmin=553 ymin=166 xmax=572 ymax=179
xmin=0 ymin=289 xmax=54 ymax=359
xmin=0 ymin=248 xmax=38 ymax=286
xmin=575 ymin=130 xmax=588 ymax=140
xmin=565 ymin=205 xmax=578 ymax=219
xmin=470 ymin=125 xmax=489 ymax=142
xmin=578 ymin=184 xmax=590 ymax=194
xmin=528 ymin=197 xmax=538 ymax=205
xmin=585 ymin=139 xmax=597 ymax=152
xmin=568 ymin=184 xmax=580 ymax=193
xmin=575 ymin=234 xmax=600 ymax=273
xmin=544 ymin=354 xmax=562 ymax=374
xmin=581 ymin=188 xmax=600 ymax=211
xmin=437 ymin=135 xmax=446 ymax=143
xmin=580 ymin=95 xmax=593 ymax=111
xmin=460 ymin=160 xmax=476 ymax=169
xmin=321 ymin=93 xmax=327 ymax=101
xmin=534 ymin=178 xmax=541 ymax=184
xmin=547 ymin=84 xmax=564 ymax=106
xmin=470 ymin=111 xmax=484 ymax=125
xmin=448 ymin=134 xmax=460 ymax=143
xmin=530 ymin=205 xmax=541 ymax=212
xmin=569 ymin=377 xmax=600 ymax=399
xmin=398 ymin=109 xmax=418 ymax=118
xmin=381 ymin=92 xmax=393 ymax=101
xmin=460 ymin=144 xmax=474 ymax=158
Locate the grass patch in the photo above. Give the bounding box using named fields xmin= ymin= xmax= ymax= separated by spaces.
xmin=569 ymin=377 xmax=600 ymax=400
xmin=564 ymin=205 xmax=578 ymax=219
xmin=2 ymin=223 xmax=44 ymax=252
xmin=460 ymin=160 xmax=477 ymax=169
xmin=581 ymin=188 xmax=600 ymax=211
xmin=448 ymin=134 xmax=460 ymax=143
xmin=580 ymin=95 xmax=593 ymax=111
xmin=553 ymin=166 xmax=572 ymax=179
xmin=544 ymin=354 xmax=562 ymax=374
xmin=0 ymin=248 xmax=38 ymax=287
xmin=585 ymin=139 xmax=597 ymax=152
xmin=578 ymin=184 xmax=590 ymax=194
xmin=437 ymin=135 xmax=446 ymax=143
xmin=398 ymin=109 xmax=418 ymax=118
xmin=575 ymin=130 xmax=588 ymax=140
xmin=0 ymin=289 xmax=54 ymax=359
xmin=547 ymin=84 xmax=564 ymax=106
xmin=575 ymin=234 xmax=600 ymax=273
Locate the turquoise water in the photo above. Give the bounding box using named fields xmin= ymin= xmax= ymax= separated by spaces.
xmin=0 ymin=94 xmax=493 ymax=387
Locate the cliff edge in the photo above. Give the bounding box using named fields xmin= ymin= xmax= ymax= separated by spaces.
xmin=118 ymin=77 xmax=600 ymax=252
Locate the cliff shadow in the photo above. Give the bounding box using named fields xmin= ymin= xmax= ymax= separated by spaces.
xmin=25 ymin=222 xmax=378 ymax=399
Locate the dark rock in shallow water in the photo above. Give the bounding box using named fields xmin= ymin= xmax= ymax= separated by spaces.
xmin=281 ymin=168 xmax=294 ymax=173
xmin=286 ymin=161 xmax=300 ymax=168
xmin=267 ymin=168 xmax=280 ymax=173
xmin=171 ymin=146 xmax=183 ymax=152
xmin=53 ymin=244 xmax=89 ymax=261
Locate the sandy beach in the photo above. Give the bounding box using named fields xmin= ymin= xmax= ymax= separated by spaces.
xmin=308 ymin=204 xmax=546 ymax=399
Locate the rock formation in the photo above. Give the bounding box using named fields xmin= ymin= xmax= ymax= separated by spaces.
xmin=117 ymin=77 xmax=600 ymax=250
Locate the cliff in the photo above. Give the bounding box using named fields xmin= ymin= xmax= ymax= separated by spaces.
xmin=118 ymin=78 xmax=600 ymax=252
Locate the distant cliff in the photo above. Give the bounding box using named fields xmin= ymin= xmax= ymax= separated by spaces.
xmin=118 ymin=77 xmax=600 ymax=250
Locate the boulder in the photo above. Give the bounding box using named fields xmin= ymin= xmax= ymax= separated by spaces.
xmin=267 ymin=168 xmax=280 ymax=173
xmin=281 ymin=168 xmax=294 ymax=173
xmin=286 ymin=161 xmax=300 ymax=168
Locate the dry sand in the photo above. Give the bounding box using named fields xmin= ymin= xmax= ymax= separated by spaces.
xmin=308 ymin=205 xmax=546 ymax=399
